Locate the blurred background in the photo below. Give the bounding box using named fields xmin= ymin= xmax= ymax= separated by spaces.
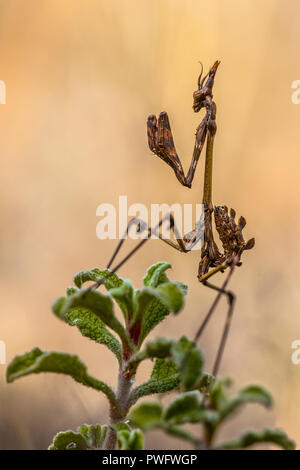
xmin=0 ymin=0 xmax=300 ymax=450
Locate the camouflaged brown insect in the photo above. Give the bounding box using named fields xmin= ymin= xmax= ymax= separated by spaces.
xmin=103 ymin=61 xmax=255 ymax=381
xmin=146 ymin=61 xmax=255 ymax=282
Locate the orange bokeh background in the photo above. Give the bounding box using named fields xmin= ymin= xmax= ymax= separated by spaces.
xmin=1 ymin=0 xmax=300 ymax=449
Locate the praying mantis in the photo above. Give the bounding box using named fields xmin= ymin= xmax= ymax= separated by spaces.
xmin=94 ymin=61 xmax=255 ymax=380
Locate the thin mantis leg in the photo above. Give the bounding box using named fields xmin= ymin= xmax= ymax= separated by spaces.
xmin=201 ymin=278 xmax=235 ymax=378
xmin=106 ymin=218 xmax=148 ymax=269
xmin=108 ymin=212 xmax=192 ymax=272
xmin=199 ymin=263 xmax=229 ymax=283
xmin=157 ymin=236 xmax=181 ymax=251
xmin=156 ymin=214 xmax=191 ymax=253
xmin=192 ymin=257 xmax=238 ymax=388
xmin=194 ymin=257 xmax=237 ymax=345
xmin=106 ymin=216 xmax=172 ymax=276
xmin=85 ymin=214 xmax=187 ymax=293
xmin=184 ymin=118 xmax=208 ymax=188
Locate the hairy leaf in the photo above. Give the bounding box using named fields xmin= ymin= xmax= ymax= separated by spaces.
xmin=171 ymin=336 xmax=194 ymax=364
xmin=218 ymin=384 xmax=273 ymax=424
xmin=110 ymin=422 xmax=131 ymax=433
xmin=163 ymin=391 xmax=218 ymax=425
xmin=73 ymin=268 xmax=134 ymax=321
xmin=109 ymin=280 xmax=134 ymax=323
xmin=77 ymin=424 xmax=108 ymax=449
xmin=48 ymin=431 xmax=88 ymax=450
xmin=138 ymin=286 xmax=187 ymax=345
xmin=197 ymin=373 xmax=214 ymax=394
xmin=129 ymin=403 xmax=163 ymax=431
xmin=144 ymin=337 xmax=175 ymax=358
xmin=217 ymin=428 xmax=296 ymax=450
xmin=171 ymin=336 xmax=204 ymax=391
xmin=133 ymin=283 xmax=185 ymax=328
xmin=7 ymin=348 xmax=117 ymax=407
xmin=117 ymin=429 xmax=144 ymax=450
xmin=181 ymin=348 xmax=204 ymax=391
xmin=143 ymin=262 xmax=172 ymax=287
xmin=238 ymin=385 xmax=273 ymax=408
xmin=66 ymin=286 xmax=79 ymax=296
xmin=49 ymin=424 xmax=108 ymax=450
xmin=163 ymin=425 xmax=201 ymax=447
xmin=55 ymin=289 xmax=133 ymax=353
xmin=129 ymin=400 xmax=202 ymax=448
xmin=73 ymin=268 xmax=123 ymax=290
xmin=209 ymin=377 xmax=233 ymax=410
xmin=129 ymin=359 xmax=180 ymax=406
xmin=125 ymin=338 xmax=175 ymax=377
xmin=53 ymin=301 xmax=122 ymax=364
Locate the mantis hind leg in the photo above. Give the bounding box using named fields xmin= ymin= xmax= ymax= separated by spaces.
xmin=201 ymin=279 xmax=236 ymax=378
xmin=104 ymin=214 xmax=192 ymax=278
xmin=194 ymin=258 xmax=238 ymax=380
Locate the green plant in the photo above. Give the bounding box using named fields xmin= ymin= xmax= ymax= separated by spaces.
xmin=6 ymin=262 xmax=295 ymax=450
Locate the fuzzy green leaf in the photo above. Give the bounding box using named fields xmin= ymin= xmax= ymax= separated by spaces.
xmin=125 ymin=338 xmax=175 ymax=377
xmin=7 ymin=348 xmax=117 ymax=407
xmin=73 ymin=268 xmax=123 ymax=289
xmin=136 ymin=263 xmax=187 ymax=344
xmin=138 ymin=284 xmax=187 ymax=345
xmin=53 ymin=301 xmax=122 ymax=364
xmin=173 ymin=281 xmax=188 ymax=296
xmin=143 ymin=262 xmax=172 ymax=287
xmin=129 ymin=359 xmax=180 ymax=406
xmin=109 ymin=280 xmax=134 ymax=323
xmin=66 ymin=286 xmax=79 ymax=296
xmin=144 ymin=337 xmax=175 ymax=358
xmin=181 ymin=349 xmax=204 ymax=391
xmin=163 ymin=425 xmax=201 ymax=447
xmin=128 ymin=401 xmax=201 ymax=448
xmin=117 ymin=429 xmax=144 ymax=450
xmin=163 ymin=424 xmax=201 ymax=449
xmin=55 ymin=289 xmax=133 ymax=353
xmin=138 ymin=298 xmax=168 ymax=345
xmin=64 ymin=309 xmax=122 ymax=363
xmin=77 ymin=424 xmax=108 ymax=449
xmin=151 ymin=358 xmax=178 ymax=382
xmin=74 ymin=268 xmax=134 ymax=321
xmin=171 ymin=336 xmax=194 ymax=364
xmin=154 ymin=283 xmax=186 ymax=314
xmin=209 ymin=377 xmax=233 ymax=410
xmin=110 ymin=422 xmax=131 ymax=433
xmin=171 ymin=336 xmax=204 ymax=391
xmin=218 ymin=384 xmax=273 ymax=424
xmin=48 ymin=431 xmax=88 ymax=450
xmin=129 ymin=403 xmax=163 ymax=431
xmin=49 ymin=424 xmax=108 ymax=450
xmin=163 ymin=391 xmax=218 ymax=425
xmin=217 ymin=428 xmax=296 ymax=450
xmin=238 ymin=385 xmax=273 ymax=408
xmin=197 ymin=373 xmax=214 ymax=394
